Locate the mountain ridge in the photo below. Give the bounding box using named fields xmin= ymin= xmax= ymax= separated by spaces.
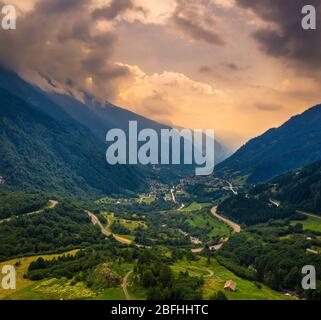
xmin=216 ymin=104 xmax=321 ymax=183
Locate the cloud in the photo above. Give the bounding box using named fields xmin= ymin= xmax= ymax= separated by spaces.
xmin=0 ymin=0 xmax=139 ymax=100
xmin=225 ymin=63 xmax=242 ymax=71
xmin=114 ymin=63 xmax=220 ymax=124
xmin=172 ymin=0 xmax=226 ymax=46
xmin=35 ymin=0 xmax=90 ymax=14
xmin=255 ymin=102 xmax=283 ymax=112
xmin=92 ymin=0 xmax=145 ymax=20
xmin=236 ymin=0 xmax=321 ymax=74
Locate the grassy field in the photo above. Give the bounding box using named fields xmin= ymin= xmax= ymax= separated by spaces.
xmin=103 ymin=212 xmax=147 ymax=232
xmin=96 ymin=287 xmax=126 ymax=300
xmin=138 ymin=194 xmax=156 ymax=205
xmin=126 ymin=272 xmax=147 ymax=300
xmin=32 ymin=278 xmax=96 ymax=300
xmin=102 ymin=212 xmax=147 ymax=245
xmin=172 ymin=258 xmax=292 ymax=300
xmin=0 ymin=249 xmax=79 ymax=300
xmin=182 ymin=202 xmax=212 ymax=212
xmin=291 ymin=215 xmax=321 ymax=233
xmin=188 ymin=214 xmax=231 ymax=238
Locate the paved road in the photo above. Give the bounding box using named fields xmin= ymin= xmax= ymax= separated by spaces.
xmin=86 ymin=211 xmax=111 ymax=237
xmin=226 ymin=181 xmax=238 ymax=195
xmin=270 ymin=199 xmax=321 ymax=220
xmin=170 ymin=188 xmax=176 ymax=203
xmin=295 ymin=210 xmax=321 ymax=220
xmin=122 ymin=270 xmax=133 ymax=300
xmin=270 ymin=199 xmax=281 ymax=207
xmin=211 ymin=206 xmax=241 ymax=233
xmin=86 ymin=211 xmax=135 ymax=245
xmin=0 ymin=199 xmax=59 ymax=224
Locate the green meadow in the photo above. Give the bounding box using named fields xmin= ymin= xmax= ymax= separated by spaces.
xmin=172 ymin=258 xmax=293 ymax=300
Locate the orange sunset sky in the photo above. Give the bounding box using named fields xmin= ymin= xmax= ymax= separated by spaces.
xmin=2 ymin=0 xmax=321 ymax=149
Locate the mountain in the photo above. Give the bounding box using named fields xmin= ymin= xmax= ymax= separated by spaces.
xmin=47 ymin=92 xmax=229 ymax=165
xmin=0 ymin=67 xmax=229 ymax=166
xmin=0 ymin=88 xmax=144 ymax=197
xmin=216 ymin=104 xmax=321 ymax=183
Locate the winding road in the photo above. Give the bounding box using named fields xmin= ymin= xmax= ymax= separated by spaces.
xmin=270 ymin=199 xmax=321 ymax=220
xmin=226 ymin=181 xmax=238 ymax=195
xmin=0 ymin=199 xmax=59 ymax=224
xmin=86 ymin=210 xmax=111 ymax=237
xmin=86 ymin=211 xmax=134 ymax=245
xmin=211 ymin=206 xmax=241 ymax=233
xmin=170 ymin=188 xmax=176 ymax=203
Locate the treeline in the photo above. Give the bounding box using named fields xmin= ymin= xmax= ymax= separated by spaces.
xmin=26 ymin=245 xmax=124 ymax=291
xmin=218 ymin=224 xmax=321 ymax=300
xmin=217 ymin=194 xmax=295 ymax=225
xmin=135 ymin=250 xmax=203 ymax=300
xmin=0 ymin=191 xmax=49 ymax=219
xmin=250 ymin=160 xmax=321 ymax=215
xmin=0 ymin=202 xmax=106 ymax=261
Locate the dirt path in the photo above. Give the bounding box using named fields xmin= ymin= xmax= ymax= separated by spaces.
xmin=121 ymin=270 xmax=133 ymax=300
xmin=211 ymin=206 xmax=241 ymax=233
xmin=205 ymin=268 xmax=214 ymax=277
xmin=0 ymin=200 xmax=59 ymax=224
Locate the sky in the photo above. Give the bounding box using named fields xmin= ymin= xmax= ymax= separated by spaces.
xmin=1 ymin=0 xmax=321 ymax=149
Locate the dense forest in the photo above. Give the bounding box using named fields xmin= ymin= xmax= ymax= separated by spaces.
xmin=0 ymin=88 xmax=145 ymax=197
xmin=271 ymin=161 xmax=321 ymax=215
xmin=217 ymin=194 xmax=296 ymax=225
xmin=0 ymin=202 xmax=106 ymax=261
xmin=0 ymin=191 xmax=48 ymax=219
xmin=135 ymin=250 xmax=203 ymax=300
xmin=218 ymin=221 xmax=321 ymax=300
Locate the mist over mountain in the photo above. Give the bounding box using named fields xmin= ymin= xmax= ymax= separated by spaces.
xmin=0 ymin=67 xmax=229 ymax=167
xmin=216 ymin=104 xmax=321 ymax=183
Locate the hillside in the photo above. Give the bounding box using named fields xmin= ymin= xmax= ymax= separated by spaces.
xmin=0 ymin=67 xmax=229 ymax=166
xmin=0 ymin=88 xmax=144 ymax=197
xmin=216 ymin=104 xmax=321 ymax=183
xmin=217 ymin=194 xmax=294 ymax=226
xmin=252 ymin=160 xmax=321 ymax=215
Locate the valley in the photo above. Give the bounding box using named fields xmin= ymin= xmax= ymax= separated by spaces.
xmin=2 ymin=173 xmax=319 ymax=301
xmin=0 ymin=68 xmax=320 ymax=301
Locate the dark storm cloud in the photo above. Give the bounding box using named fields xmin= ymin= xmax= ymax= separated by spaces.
xmin=172 ymin=0 xmax=225 ymax=46
xmin=92 ymin=0 xmax=134 ymax=20
xmin=236 ymin=0 xmax=321 ymax=72
xmin=35 ymin=0 xmax=90 ymax=14
xmin=0 ymin=0 xmax=136 ymax=99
